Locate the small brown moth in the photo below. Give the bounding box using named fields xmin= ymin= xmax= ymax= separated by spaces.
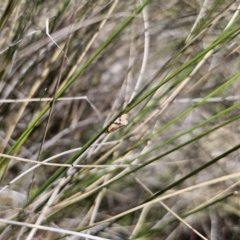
xmin=107 ymin=114 xmax=129 ymax=133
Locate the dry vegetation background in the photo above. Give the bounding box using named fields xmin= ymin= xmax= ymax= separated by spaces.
xmin=1 ymin=0 xmax=240 ymax=239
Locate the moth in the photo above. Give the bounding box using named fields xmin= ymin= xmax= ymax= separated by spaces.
xmin=107 ymin=114 xmax=129 ymax=133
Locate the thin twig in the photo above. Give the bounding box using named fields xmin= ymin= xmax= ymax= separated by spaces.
xmin=46 ymin=18 xmax=70 ymax=64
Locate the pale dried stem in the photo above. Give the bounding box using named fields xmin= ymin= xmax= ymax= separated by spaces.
xmin=58 ymin=0 xmax=119 ymax=94
xmin=0 ymin=219 xmax=109 ymax=240
xmin=185 ymin=0 xmax=210 ymax=43
xmin=128 ymin=0 xmax=149 ymax=103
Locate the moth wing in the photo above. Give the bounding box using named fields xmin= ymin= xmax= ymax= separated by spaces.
xmin=119 ymin=114 xmax=128 ymax=125
xmin=114 ymin=117 xmax=121 ymax=124
xmin=107 ymin=123 xmax=121 ymax=133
